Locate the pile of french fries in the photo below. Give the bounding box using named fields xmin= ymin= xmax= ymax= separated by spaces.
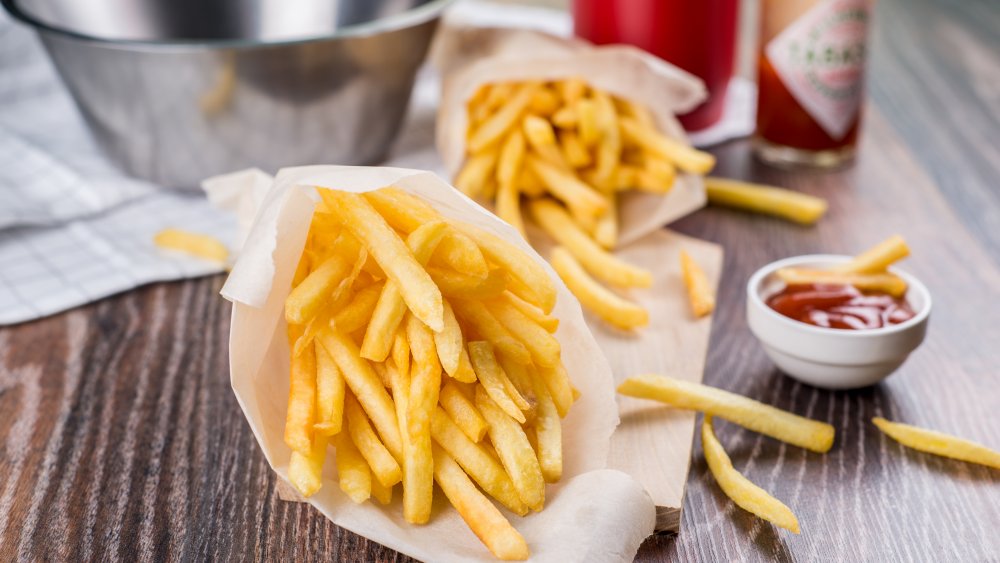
xmin=455 ymin=78 xmax=716 ymax=330
xmin=282 ymin=186 xmax=577 ymax=561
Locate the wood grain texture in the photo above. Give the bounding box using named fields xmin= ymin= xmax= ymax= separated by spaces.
xmin=3 ymin=0 xmax=1000 ymax=560
xmin=602 ymin=230 xmax=722 ymax=532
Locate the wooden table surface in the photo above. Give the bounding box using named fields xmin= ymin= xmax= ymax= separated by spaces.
xmin=2 ymin=0 xmax=998 ymax=560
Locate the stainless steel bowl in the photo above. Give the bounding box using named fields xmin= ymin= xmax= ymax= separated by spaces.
xmin=2 ymin=0 xmax=451 ymax=188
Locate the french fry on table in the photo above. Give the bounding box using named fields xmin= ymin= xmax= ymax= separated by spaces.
xmin=704 ymin=177 xmax=828 ymax=225
xmin=680 ymin=250 xmax=715 ymax=318
xmin=618 ymin=374 xmax=835 ymax=453
xmin=703 ymin=416 xmax=801 ymax=533
xmin=873 ymin=417 xmax=1000 ymax=469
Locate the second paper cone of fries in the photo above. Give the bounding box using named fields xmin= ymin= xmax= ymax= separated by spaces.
xmin=434 ymin=25 xmax=710 ymax=246
xmin=219 ymin=165 xmax=655 ymax=562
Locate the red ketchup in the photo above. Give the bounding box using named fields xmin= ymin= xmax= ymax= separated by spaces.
xmin=766 ymin=284 xmax=915 ymax=330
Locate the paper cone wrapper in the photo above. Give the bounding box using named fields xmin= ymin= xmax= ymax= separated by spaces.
xmin=216 ymin=165 xmax=655 ymax=562
xmin=434 ymin=25 xmax=709 ymax=246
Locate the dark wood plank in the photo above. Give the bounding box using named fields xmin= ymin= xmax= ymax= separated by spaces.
xmin=3 ymin=0 xmax=999 ymax=560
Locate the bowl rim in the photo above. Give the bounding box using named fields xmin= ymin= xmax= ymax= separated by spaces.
xmin=747 ymin=253 xmax=932 ymax=339
xmin=1 ymin=0 xmax=454 ymax=50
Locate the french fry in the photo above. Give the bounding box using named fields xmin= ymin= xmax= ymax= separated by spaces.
xmin=493 ymin=355 xmax=535 ymax=416
xmin=336 ymin=428 xmax=371 ymax=504
xmin=469 ymin=82 xmax=539 ymax=153
xmin=453 ymin=347 xmax=479 ymax=384
xmin=365 ymin=187 xmax=489 ymax=279
xmin=620 ymin=117 xmax=715 ymax=174
xmin=432 ymin=445 xmax=530 ymax=561
xmin=557 ymin=77 xmax=587 ymax=105
xmin=517 ymin=165 xmax=547 ymax=197
xmin=436 ymin=301 xmax=464 ymax=378
xmin=550 ymin=247 xmax=649 ymax=330
xmin=314 ymin=342 xmax=346 ymax=436
xmin=289 ymin=434 xmax=328 ymax=497
xmin=317 ymin=328 xmax=403 ymax=460
xmin=702 ymin=416 xmax=801 ymax=533
xmin=467 ymin=342 xmax=527 ymax=424
xmin=285 ymin=327 xmax=317 ymax=456
xmin=361 ymin=221 xmax=448 ymax=361
xmin=529 ymin=86 xmax=560 ymax=115
xmin=370 ymin=476 xmax=393 ymax=506
xmin=321 ymin=190 xmax=444 ymax=331
xmin=285 ymin=237 xmax=359 ymax=324
xmin=475 ymin=386 xmax=546 ymax=512
xmin=558 ymin=130 xmax=592 ymax=168
xmin=704 ymin=177 xmax=827 ymax=225
xmin=345 ymin=393 xmax=403 ymax=488
xmin=523 ymin=115 xmax=570 ymax=171
xmin=432 ymin=407 xmax=528 ymax=515
xmin=527 ymin=156 xmax=608 ymax=224
xmin=500 ymin=291 xmax=558 ymax=333
xmin=485 ymin=298 xmax=561 ymax=368
xmin=593 ymin=194 xmax=618 ymax=249
xmin=615 ymin=97 xmax=655 ymax=129
xmin=551 ymin=106 xmax=577 ymax=129
xmin=576 ymin=98 xmax=600 ymax=146
xmin=153 ymin=228 xmax=229 ymax=263
xmin=833 ymin=235 xmax=910 ymax=274
xmin=403 ymin=314 xmax=442 ymax=524
xmin=451 ymin=222 xmax=557 ymax=313
xmin=872 ymin=417 xmax=1000 ymax=469
xmin=391 ymin=329 xmax=410 ymax=379
xmin=618 ymin=374 xmax=835 ymax=453
xmin=496 ymin=180 xmax=525 ymax=237
xmin=638 ymin=157 xmax=676 ymax=194
xmin=440 ymin=381 xmax=489 ymax=442
xmin=530 ymin=377 xmax=562 ymax=483
xmin=497 ymin=129 xmax=526 ymax=189
xmin=530 ymin=199 xmax=651 ymax=288
xmin=776 ymin=268 xmax=908 ymax=297
xmin=591 ymin=89 xmax=621 ymax=190
xmin=538 ymin=362 xmax=574 ymax=419
xmin=680 ymin=250 xmax=715 ymax=318
xmin=453 ymin=300 xmax=532 ymax=366
xmin=429 ymin=267 xmax=507 ymax=300
xmin=332 ymin=283 xmax=383 ymax=333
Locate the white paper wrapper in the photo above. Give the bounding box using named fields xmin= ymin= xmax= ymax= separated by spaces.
xmin=217 ymin=165 xmax=655 ymax=562
xmin=433 ymin=25 xmax=709 ymax=247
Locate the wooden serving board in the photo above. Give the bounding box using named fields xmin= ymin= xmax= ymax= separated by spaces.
xmin=591 ymin=229 xmax=723 ymax=533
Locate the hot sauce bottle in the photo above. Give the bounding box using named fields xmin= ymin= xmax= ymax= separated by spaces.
xmin=754 ymin=0 xmax=873 ymax=168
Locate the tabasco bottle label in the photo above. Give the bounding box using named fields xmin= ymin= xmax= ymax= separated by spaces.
xmin=765 ymin=0 xmax=871 ymax=140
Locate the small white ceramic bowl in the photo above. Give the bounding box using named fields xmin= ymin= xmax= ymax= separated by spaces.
xmin=747 ymin=254 xmax=931 ymax=390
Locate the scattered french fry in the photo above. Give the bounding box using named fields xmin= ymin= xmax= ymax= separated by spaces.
xmin=705 ymin=177 xmax=828 ymax=225
xmin=549 ymin=247 xmax=649 ymax=330
xmin=776 ymin=268 xmax=907 ymax=298
xmin=153 ymin=228 xmax=229 ymax=263
xmin=873 ymin=417 xmax=1000 ymax=469
xmin=618 ymin=374 xmax=835 ymax=453
xmin=680 ymin=250 xmax=715 ymax=318
xmin=834 ymin=235 xmax=910 ymax=274
xmin=702 ymin=416 xmax=801 ymax=533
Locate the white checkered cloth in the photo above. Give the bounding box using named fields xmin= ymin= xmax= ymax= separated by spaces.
xmin=0 ymin=12 xmax=236 ymax=325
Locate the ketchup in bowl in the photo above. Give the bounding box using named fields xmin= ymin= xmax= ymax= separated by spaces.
xmin=766 ymin=284 xmax=915 ymax=330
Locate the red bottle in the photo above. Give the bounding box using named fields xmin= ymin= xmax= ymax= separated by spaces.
xmin=572 ymin=0 xmax=740 ymax=132
xmin=755 ymin=0 xmax=873 ymax=168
